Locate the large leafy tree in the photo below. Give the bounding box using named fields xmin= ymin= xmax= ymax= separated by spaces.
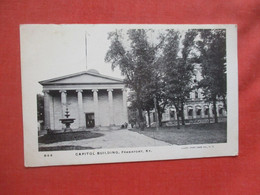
xmin=197 ymin=29 xmax=226 ymax=123
xmin=162 ymin=29 xmax=198 ymax=128
xmin=105 ymin=29 xmax=157 ymax=128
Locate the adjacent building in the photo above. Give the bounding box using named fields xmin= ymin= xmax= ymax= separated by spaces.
xmin=144 ymin=64 xmax=227 ymax=126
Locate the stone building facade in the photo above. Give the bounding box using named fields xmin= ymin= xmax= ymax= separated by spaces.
xmin=39 ymin=69 xmax=128 ymax=130
xmin=144 ymin=64 xmax=227 ymax=126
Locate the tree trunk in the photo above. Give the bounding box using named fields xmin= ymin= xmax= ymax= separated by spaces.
xmin=208 ymin=105 xmax=211 ymax=124
xmin=147 ymin=109 xmax=151 ymax=127
xmin=156 ymin=101 xmax=163 ymax=127
xmin=213 ymin=97 xmax=218 ymax=123
xmin=176 ymin=110 xmax=180 ymax=129
xmin=222 ymin=95 xmax=227 ymax=111
xmin=180 ymin=103 xmax=185 ymax=125
xmin=137 ymin=106 xmax=144 ymax=130
xmin=136 ymin=92 xmax=144 ymax=130
xmin=158 ymin=108 xmax=162 ymax=127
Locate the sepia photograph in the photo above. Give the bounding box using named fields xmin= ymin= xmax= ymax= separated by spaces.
xmin=20 ymin=24 xmax=238 ymax=167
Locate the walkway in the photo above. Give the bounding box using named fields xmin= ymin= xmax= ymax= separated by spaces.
xmin=39 ymin=129 xmax=171 ymax=149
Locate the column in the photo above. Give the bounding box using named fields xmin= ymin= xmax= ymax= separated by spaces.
xmin=49 ymin=94 xmax=54 ymax=130
xmin=43 ymin=90 xmax=50 ymax=130
xmin=107 ymin=89 xmax=114 ymax=125
xmin=183 ymin=106 xmax=188 ymax=119
xmin=77 ymin=89 xmax=85 ymax=129
xmin=209 ymin=104 xmax=213 ymax=119
xmin=193 ymin=105 xmax=197 ymax=119
xmin=174 ymin=110 xmax=177 ymax=120
xmin=92 ymin=89 xmax=99 ymax=126
xmin=59 ymin=90 xmax=67 ymax=118
xmin=122 ymin=88 xmax=128 ymax=123
xmin=201 ymin=105 xmax=205 ymax=118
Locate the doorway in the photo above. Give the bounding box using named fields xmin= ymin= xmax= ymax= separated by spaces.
xmin=85 ymin=113 xmax=95 ymax=128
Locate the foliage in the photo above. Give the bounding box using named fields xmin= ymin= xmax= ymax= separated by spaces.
xmin=105 ymin=29 xmax=158 ymax=127
xmin=162 ymin=29 xmax=198 ymax=128
xmin=37 ymin=94 xmax=44 ymax=121
xmin=105 ymin=28 xmax=226 ymax=128
xmin=197 ymin=29 xmax=227 ymax=122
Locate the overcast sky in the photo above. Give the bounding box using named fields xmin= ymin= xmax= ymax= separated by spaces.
xmin=21 ymin=24 xmax=125 ymax=94
xmin=20 ymin=24 xmax=228 ymax=95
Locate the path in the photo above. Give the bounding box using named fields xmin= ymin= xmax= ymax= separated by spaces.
xmin=39 ymin=129 xmax=171 ymax=149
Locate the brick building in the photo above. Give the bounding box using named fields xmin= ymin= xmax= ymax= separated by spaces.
xmin=39 ymin=69 xmax=128 ymax=130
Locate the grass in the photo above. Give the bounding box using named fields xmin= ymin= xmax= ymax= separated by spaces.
xmin=38 ymin=131 xmax=104 ymax=144
xmin=130 ymin=122 xmax=227 ymax=145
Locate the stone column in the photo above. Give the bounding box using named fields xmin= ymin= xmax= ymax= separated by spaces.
xmin=92 ymin=89 xmax=99 ymax=126
xmin=77 ymin=89 xmax=85 ymax=129
xmin=59 ymin=90 xmax=67 ymax=118
xmin=49 ymin=94 xmax=54 ymax=130
xmin=43 ymin=90 xmax=50 ymax=130
xmin=201 ymin=105 xmax=205 ymax=118
xmin=183 ymin=106 xmax=188 ymax=119
xmin=209 ymin=104 xmax=213 ymax=119
xmin=59 ymin=90 xmax=67 ymax=129
xmin=193 ymin=105 xmax=197 ymax=119
xmin=107 ymin=89 xmax=114 ymax=125
xmin=122 ymin=88 xmax=128 ymax=123
xmin=174 ymin=110 xmax=178 ymax=120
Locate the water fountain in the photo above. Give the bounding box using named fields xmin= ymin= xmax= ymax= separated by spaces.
xmin=59 ymin=107 xmax=75 ymax=132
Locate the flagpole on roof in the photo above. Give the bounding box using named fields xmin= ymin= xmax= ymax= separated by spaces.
xmin=85 ymin=31 xmax=88 ymax=70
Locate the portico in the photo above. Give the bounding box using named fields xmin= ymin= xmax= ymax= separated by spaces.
xmin=40 ymin=69 xmax=128 ymax=130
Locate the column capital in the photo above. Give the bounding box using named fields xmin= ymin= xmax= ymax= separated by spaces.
xmin=42 ymin=90 xmax=50 ymax=94
xmin=59 ymin=90 xmax=67 ymax=93
xmin=92 ymin=89 xmax=98 ymax=93
xmin=107 ymin=88 xmax=113 ymax=92
xmin=76 ymin=89 xmax=83 ymax=93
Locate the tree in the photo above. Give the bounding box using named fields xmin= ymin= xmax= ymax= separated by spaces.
xmin=37 ymin=94 xmax=44 ymax=122
xmin=162 ymin=29 xmax=198 ymax=128
xmin=105 ymin=29 xmax=156 ymax=129
xmin=197 ymin=29 xmax=226 ymax=123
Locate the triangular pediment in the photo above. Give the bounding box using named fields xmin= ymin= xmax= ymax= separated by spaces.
xmin=39 ymin=71 xmax=123 ymax=85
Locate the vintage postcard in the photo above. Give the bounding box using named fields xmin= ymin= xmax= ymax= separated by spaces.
xmin=20 ymin=24 xmax=238 ymax=167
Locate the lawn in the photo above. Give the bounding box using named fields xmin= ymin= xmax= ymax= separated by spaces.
xmin=130 ymin=122 xmax=227 ymax=145
xmin=38 ymin=131 xmax=104 ymax=144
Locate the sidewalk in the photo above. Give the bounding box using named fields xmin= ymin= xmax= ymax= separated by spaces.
xmin=39 ymin=129 xmax=171 ymax=149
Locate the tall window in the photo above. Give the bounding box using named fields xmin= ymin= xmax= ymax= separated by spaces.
xmin=195 ymin=91 xmax=199 ymax=99
xmin=196 ymin=109 xmax=201 ymax=116
xmin=219 ymin=108 xmax=223 ymax=115
xmin=170 ymin=111 xmax=175 ymax=118
xmin=205 ymin=108 xmax=209 ymax=115
xmin=188 ymin=109 xmax=193 ymax=116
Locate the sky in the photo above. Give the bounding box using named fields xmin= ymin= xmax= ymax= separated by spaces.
xmin=20 ymin=24 xmax=124 ymax=94
xmin=20 ymin=24 xmax=229 ymax=95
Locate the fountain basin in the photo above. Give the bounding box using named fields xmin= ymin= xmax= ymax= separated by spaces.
xmin=60 ymin=118 xmax=75 ymax=132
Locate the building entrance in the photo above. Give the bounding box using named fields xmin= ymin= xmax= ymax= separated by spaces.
xmin=85 ymin=113 xmax=95 ymax=128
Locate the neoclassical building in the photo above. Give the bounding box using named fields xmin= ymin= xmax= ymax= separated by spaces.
xmin=39 ymin=69 xmax=128 ymax=130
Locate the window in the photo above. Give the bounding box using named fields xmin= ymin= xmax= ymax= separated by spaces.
xmin=195 ymin=91 xmax=198 ymax=99
xmin=205 ymin=108 xmax=209 ymax=115
xmin=219 ymin=108 xmax=223 ymax=115
xmin=188 ymin=109 xmax=193 ymax=116
xmin=170 ymin=111 xmax=175 ymax=118
xmin=196 ymin=109 xmax=201 ymax=116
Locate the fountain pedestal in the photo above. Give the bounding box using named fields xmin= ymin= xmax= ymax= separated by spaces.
xmin=59 ymin=108 xmax=75 ymax=132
